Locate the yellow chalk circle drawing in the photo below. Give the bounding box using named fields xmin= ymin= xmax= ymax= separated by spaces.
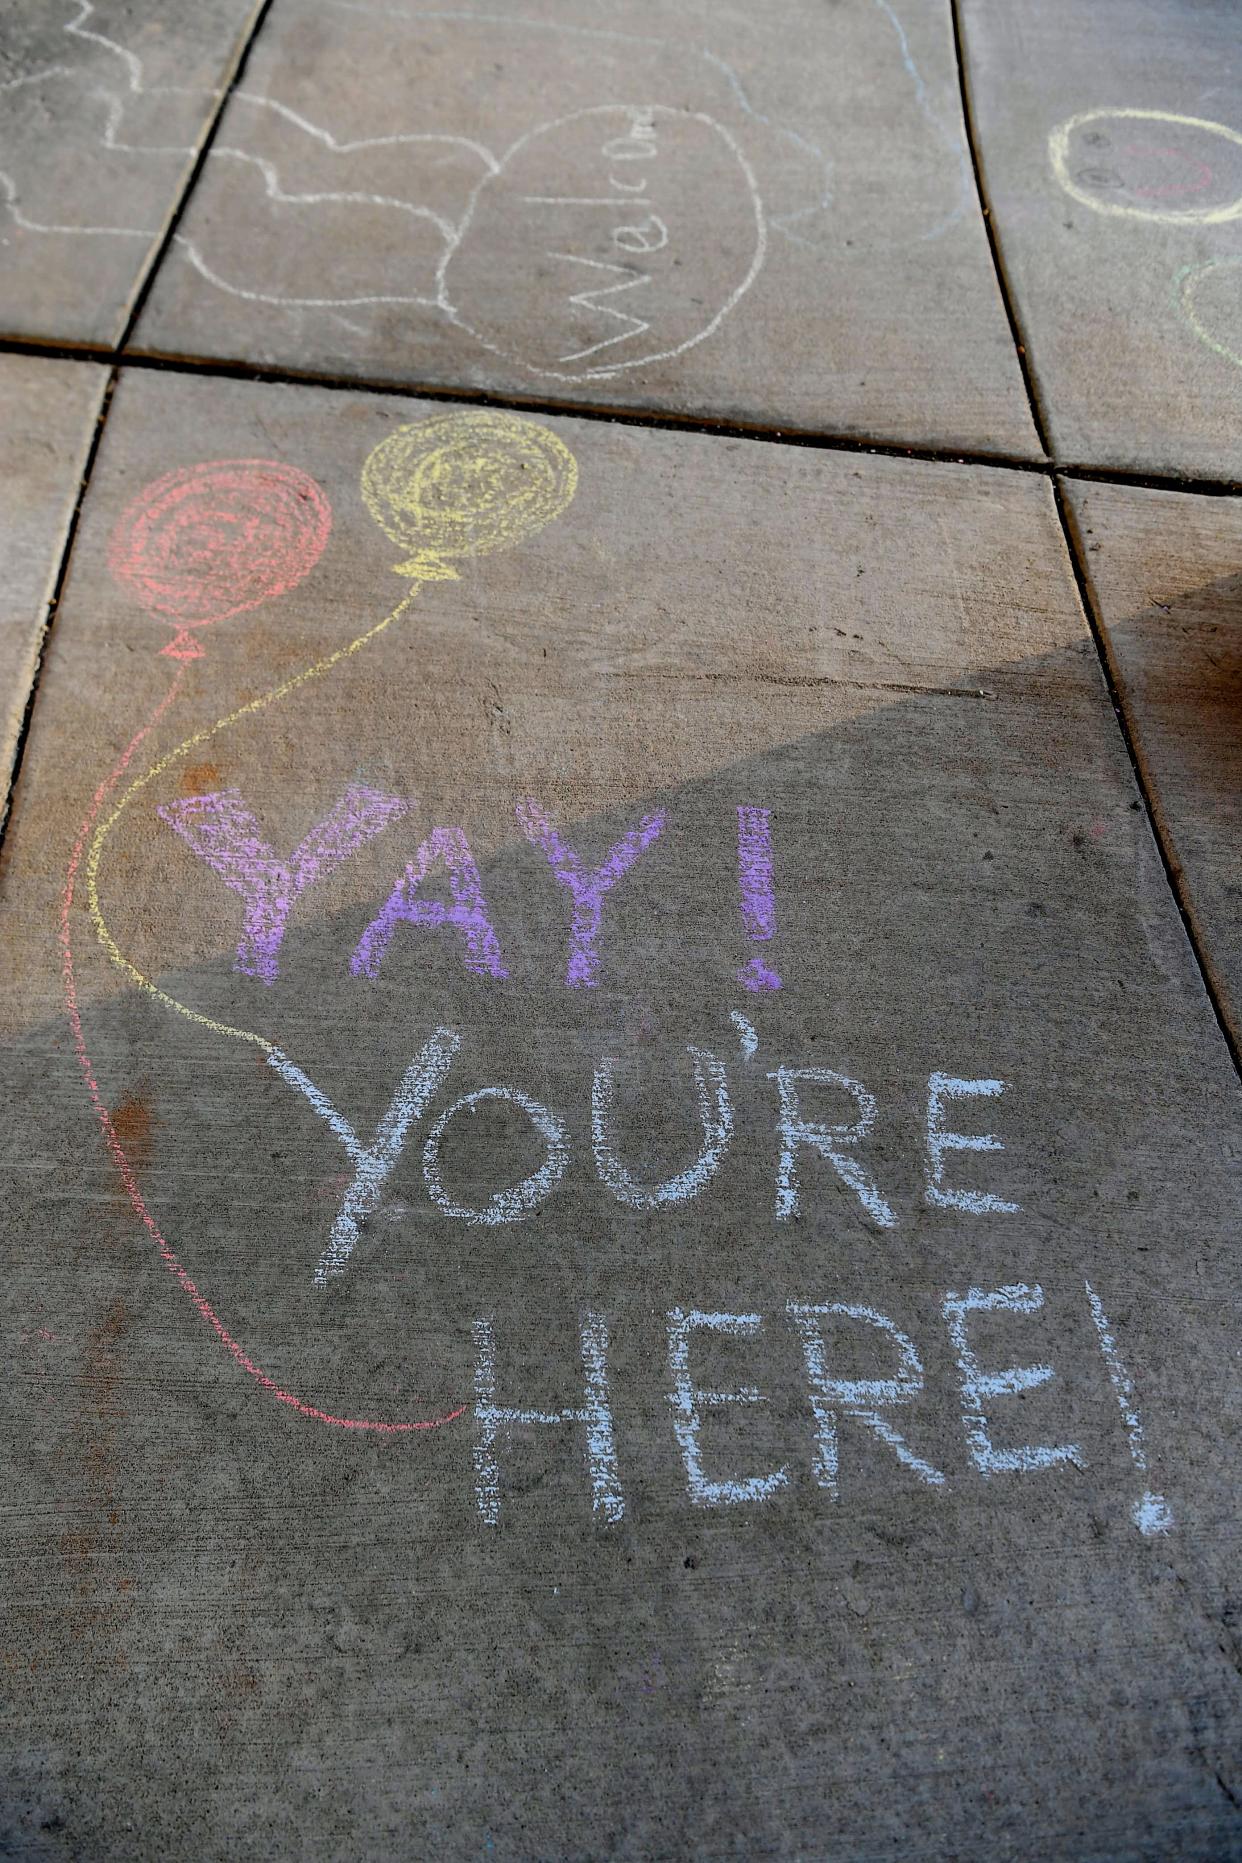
xmin=91 ymin=410 xmax=579 ymax=1053
xmin=362 ymin=408 xmax=578 ymax=579
xmin=1049 ymin=108 xmax=1242 ymax=224
xmin=1175 ymin=255 xmax=1242 ymax=371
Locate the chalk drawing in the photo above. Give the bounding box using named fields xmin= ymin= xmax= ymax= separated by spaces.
xmin=770 ymin=1066 xmax=897 ymax=1228
xmin=867 ymin=0 xmax=970 ymax=240
xmin=0 ymin=2 xmax=208 ymax=239
xmin=925 ymin=1073 xmax=1019 ymax=1214
xmin=70 ymin=411 xmax=577 ymax=1429
xmin=786 ymin=1302 xmax=946 ymax=1494
xmin=308 ymin=1029 xmax=461 ymax=1285
xmin=173 ymin=90 xmax=493 ymax=309
xmin=1049 ymin=109 xmax=1242 ymax=224
xmin=735 ymin=804 xmax=782 ymax=993
xmin=1174 ymin=255 xmax=1242 ymax=373
xmin=592 ymin=1046 xmax=732 ymax=1208
xmin=62 ymin=0 xmax=211 ymax=104
xmin=318 ymin=1 xmax=837 ymax=258
xmin=516 ymin=800 xmax=666 ymax=989
xmin=173 ymin=237 xmax=446 ymax=313
xmin=159 ymin=783 xmax=409 ymax=983
xmin=423 ymin=1086 xmax=568 ymax=1225
xmin=169 ymin=92 xmax=507 ymax=308
xmin=441 ymin=104 xmax=766 ymax=382
xmin=943 ymin=1285 xmax=1081 ymax=1476
xmin=362 ymin=408 xmax=578 ymax=578
xmin=351 ymin=827 xmax=508 ymax=980
xmin=108 ymin=461 xmax=332 ymax=661
xmin=698 ymin=50 xmax=831 ymax=249
xmin=209 ymin=145 xmax=459 ymax=239
xmin=59 ymin=676 xmax=464 ymax=1433
xmin=164 ymin=88 xmax=767 ymax=380
xmin=473 ymin=1312 xmax=624 ymax=1524
xmin=1084 ymin=1282 xmax=1174 ymax=1536
xmin=667 ymin=1309 xmax=789 ymax=1506
xmin=88 ymin=414 xmax=575 ymax=1041
xmin=0 ymin=121 xmax=159 ymax=239
xmin=5 ymin=1 xmax=802 ymax=386
xmin=232 ymin=93 xmax=499 ymax=173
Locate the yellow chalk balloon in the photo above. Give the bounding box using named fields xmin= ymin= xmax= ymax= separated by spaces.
xmin=361 ymin=408 xmax=578 ymax=578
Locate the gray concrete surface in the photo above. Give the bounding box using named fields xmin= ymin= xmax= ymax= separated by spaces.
xmin=130 ymin=0 xmax=1039 ymax=456
xmin=960 ymin=0 xmax=1242 ymax=480
xmin=0 ymin=353 xmax=106 ymax=819
xmin=0 ymin=0 xmax=264 ymax=346
xmin=2 ymin=2 xmax=1241 ymax=1856
xmin=1064 ymin=474 xmax=1242 ymax=1045
xmin=1 ymin=367 xmax=1239 ymax=1857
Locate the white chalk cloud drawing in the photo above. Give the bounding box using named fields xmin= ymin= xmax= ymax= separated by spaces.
xmin=3 ymin=0 xmax=972 ymax=378
xmin=0 ymin=1 xmax=213 ymax=239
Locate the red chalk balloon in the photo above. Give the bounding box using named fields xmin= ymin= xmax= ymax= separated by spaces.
xmin=108 ymin=459 xmax=332 ymax=657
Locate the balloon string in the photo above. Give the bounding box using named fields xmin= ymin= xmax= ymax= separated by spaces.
xmin=60 ymin=648 xmax=463 ymax=1434
xmin=86 ymin=587 xmax=419 ymax=1049
xmin=65 ymin=582 xmax=465 ymax=1433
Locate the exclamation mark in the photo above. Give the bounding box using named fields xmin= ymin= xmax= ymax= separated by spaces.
xmin=736 ymin=805 xmax=782 ymax=992
xmin=1084 ymin=1281 xmax=1174 ymax=1537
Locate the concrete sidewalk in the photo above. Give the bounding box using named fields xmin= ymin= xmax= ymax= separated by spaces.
xmin=1 ymin=3 xmax=1239 ymax=1858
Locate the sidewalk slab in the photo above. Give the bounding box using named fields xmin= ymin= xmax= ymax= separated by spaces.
xmin=1 ymin=371 xmax=1238 ymax=1856
xmin=1064 ymin=475 xmax=1242 ymax=1043
xmin=0 ymin=354 xmax=107 ymax=818
xmin=0 ymin=0 xmax=263 ymax=346
xmin=960 ymin=0 xmax=1242 ymax=481
xmin=131 ymin=0 xmax=1038 ymax=457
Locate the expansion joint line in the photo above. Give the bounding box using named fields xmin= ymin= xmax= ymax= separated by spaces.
xmin=949 ymin=0 xmax=1242 ymax=1086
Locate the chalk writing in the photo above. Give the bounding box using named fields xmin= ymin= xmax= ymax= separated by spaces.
xmin=786 ymin=1302 xmax=946 ymax=1494
xmin=667 ymin=1309 xmax=789 ymax=1507
xmin=308 ymin=1029 xmax=461 ymax=1287
xmin=423 ymin=1084 xmax=569 ymax=1226
xmin=442 ymin=104 xmax=766 ymax=380
xmin=592 ymin=1045 xmax=733 ymax=1209
xmin=463 ymin=1288 xmax=1169 ymax=1527
xmin=352 ymin=828 xmax=507 ymax=981
xmin=516 ymin=798 xmax=666 ymax=988
xmin=1084 ymin=1281 xmax=1174 ymax=1537
xmin=735 ymin=804 xmax=782 ymax=992
xmin=474 ymin=1312 xmax=624 ymax=1525
xmin=61 ymin=411 xmax=1178 ymax=1554
xmin=943 ymin=1284 xmax=1081 ymax=1476
xmin=924 ymin=1073 xmax=1020 ymax=1214
xmin=730 ymin=1009 xmax=759 ymax=1060
xmin=770 ymin=1066 xmax=897 ymax=1227
xmin=160 ymin=784 xmax=409 ymax=983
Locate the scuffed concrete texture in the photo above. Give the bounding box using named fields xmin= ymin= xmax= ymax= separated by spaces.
xmin=131 ymin=0 xmax=1039 ymax=457
xmin=1064 ymin=475 xmax=1242 ymax=1046
xmin=0 ymin=0 xmax=265 ymax=345
xmin=0 ymin=352 xmax=107 ymax=820
xmin=0 ymin=369 xmax=1238 ymax=1857
xmin=959 ymin=0 xmax=1242 ymax=480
